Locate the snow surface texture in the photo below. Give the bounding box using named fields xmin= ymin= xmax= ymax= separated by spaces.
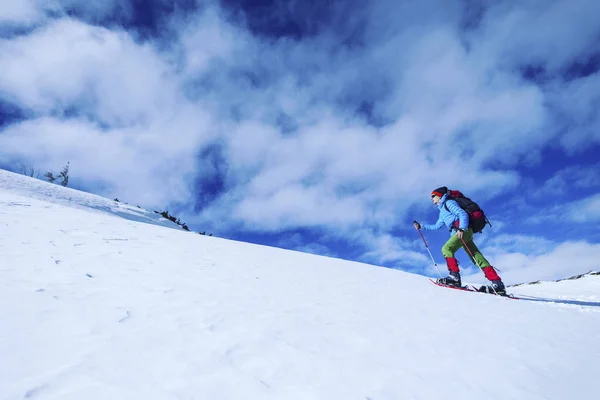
xmin=1 ymin=169 xmax=599 ymax=400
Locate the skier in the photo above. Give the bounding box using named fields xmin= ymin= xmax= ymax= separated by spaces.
xmin=413 ymin=187 xmax=506 ymax=295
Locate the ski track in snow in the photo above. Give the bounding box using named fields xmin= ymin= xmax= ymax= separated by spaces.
xmin=1 ymin=169 xmax=599 ymax=400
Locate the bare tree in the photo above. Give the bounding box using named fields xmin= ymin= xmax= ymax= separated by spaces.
xmin=45 ymin=162 xmax=70 ymax=186
xmin=58 ymin=162 xmax=69 ymax=187
xmin=18 ymin=163 xmax=40 ymax=178
xmin=44 ymin=171 xmax=56 ymax=183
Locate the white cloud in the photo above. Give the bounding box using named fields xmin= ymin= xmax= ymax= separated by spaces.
xmin=470 ymin=0 xmax=600 ymax=152
xmin=0 ymin=18 xmax=178 ymax=125
xmin=359 ymin=233 xmax=422 ymax=265
xmin=0 ymin=16 xmax=219 ymax=208
xmin=483 ymin=234 xmax=556 ymax=257
xmin=0 ymin=0 xmax=131 ymax=26
xmin=476 ymin=0 xmax=600 ymax=72
xmin=177 ymin=6 xmax=249 ymax=76
xmin=0 ymin=0 xmax=42 ymax=25
xmin=537 ymin=163 xmax=600 ymax=197
xmin=524 ymin=193 xmax=600 ymax=225
xmin=553 ymin=73 xmax=600 ymax=151
xmin=565 ymin=194 xmax=600 ymax=223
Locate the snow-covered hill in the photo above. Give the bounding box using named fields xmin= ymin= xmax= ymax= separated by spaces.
xmin=1 ymin=169 xmax=599 ymax=400
xmin=0 ymin=170 xmax=189 ymax=232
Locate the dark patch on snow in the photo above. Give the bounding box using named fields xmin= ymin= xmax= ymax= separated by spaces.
xmin=119 ymin=310 xmax=131 ymax=323
xmin=24 ymin=384 xmax=49 ymax=399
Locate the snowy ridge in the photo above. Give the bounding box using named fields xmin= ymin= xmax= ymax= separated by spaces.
xmin=508 ymin=272 xmax=600 ymax=308
xmin=511 ymin=270 xmax=600 ymax=286
xmin=1 ymin=169 xmax=599 ymax=400
xmin=0 ymin=170 xmax=185 ymax=231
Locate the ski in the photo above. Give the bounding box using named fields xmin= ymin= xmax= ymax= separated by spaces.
xmin=430 ymin=279 xmax=519 ymax=299
xmin=429 ymin=278 xmax=477 ymax=292
xmin=470 ymin=285 xmax=520 ymax=300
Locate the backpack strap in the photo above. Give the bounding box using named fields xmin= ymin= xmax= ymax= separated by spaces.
xmin=444 ymin=201 xmax=459 ymax=219
xmin=444 ymin=202 xmax=459 ymax=232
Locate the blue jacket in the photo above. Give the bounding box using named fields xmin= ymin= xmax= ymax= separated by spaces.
xmin=421 ymin=193 xmax=469 ymax=233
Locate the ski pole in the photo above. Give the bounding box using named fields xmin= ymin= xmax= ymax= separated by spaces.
xmin=459 ymin=234 xmax=498 ymax=295
xmin=414 ymin=222 xmax=443 ymax=278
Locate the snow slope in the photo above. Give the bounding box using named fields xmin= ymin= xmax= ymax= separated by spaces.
xmin=1 ymin=169 xmax=599 ymax=400
xmin=0 ymin=170 xmax=187 ymax=232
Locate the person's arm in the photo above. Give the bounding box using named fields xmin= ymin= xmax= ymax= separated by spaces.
xmin=420 ymin=215 xmax=445 ymax=231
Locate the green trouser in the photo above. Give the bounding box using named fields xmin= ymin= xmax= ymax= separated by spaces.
xmin=441 ymin=228 xmax=490 ymax=269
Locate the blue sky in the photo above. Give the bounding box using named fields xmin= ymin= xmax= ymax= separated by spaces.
xmin=1 ymin=0 xmax=599 ymax=283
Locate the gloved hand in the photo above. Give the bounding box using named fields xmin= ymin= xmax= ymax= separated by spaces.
xmin=413 ymin=220 xmax=421 ymax=230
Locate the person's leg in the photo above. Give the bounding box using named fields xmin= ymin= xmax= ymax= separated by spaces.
xmin=462 ymin=234 xmax=490 ymax=268
xmin=439 ymin=235 xmax=463 ymax=286
xmin=441 ymin=234 xmax=463 ymax=267
xmin=462 ymin=234 xmax=506 ymax=294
